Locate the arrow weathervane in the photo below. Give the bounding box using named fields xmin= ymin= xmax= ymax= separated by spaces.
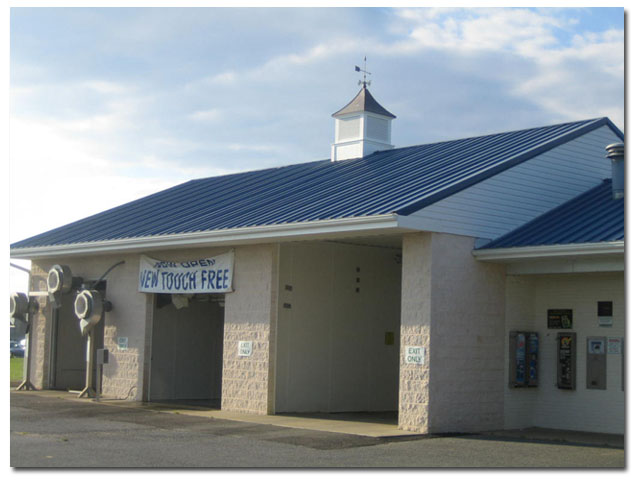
xmin=355 ymin=56 xmax=371 ymax=88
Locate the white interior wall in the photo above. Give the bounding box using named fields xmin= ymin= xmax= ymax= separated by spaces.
xmin=504 ymin=272 xmax=625 ymax=434
xmin=276 ymin=241 xmax=402 ymax=413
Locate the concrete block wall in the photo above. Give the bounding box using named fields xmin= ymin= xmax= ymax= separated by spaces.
xmin=221 ymin=244 xmax=279 ymax=415
xmin=32 ymin=254 xmax=148 ymax=400
xmin=399 ymin=232 xmax=506 ymax=434
xmin=28 ymin=245 xmax=281 ymax=412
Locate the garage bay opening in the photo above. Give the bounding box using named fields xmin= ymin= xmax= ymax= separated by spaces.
xmin=275 ymin=238 xmax=402 ymax=424
xmin=149 ymin=293 xmax=225 ymax=407
xmin=50 ymin=288 xmax=105 ymax=392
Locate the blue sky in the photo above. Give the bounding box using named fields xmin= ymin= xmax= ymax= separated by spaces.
xmin=8 ymin=6 xmax=625 ymax=291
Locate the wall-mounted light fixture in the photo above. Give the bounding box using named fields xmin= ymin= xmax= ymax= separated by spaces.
xmin=47 ymin=264 xmax=83 ymax=308
xmin=10 ymin=292 xmax=39 ymax=327
xmin=74 ymin=289 xmax=113 ymax=336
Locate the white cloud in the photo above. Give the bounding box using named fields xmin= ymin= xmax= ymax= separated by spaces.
xmin=384 ymin=8 xmax=624 ymax=128
xmin=225 ymin=143 xmax=280 ymax=153
xmin=9 ymin=117 xmax=183 ymax=243
xmin=82 ymin=80 xmax=130 ymax=95
xmin=137 ymin=153 xmax=236 ymax=179
xmin=204 ymin=71 xmax=238 ymax=85
xmin=188 ymin=108 xmax=223 ymax=122
xmin=389 ymin=8 xmax=565 ymax=55
xmin=191 ymin=36 xmax=361 ymax=92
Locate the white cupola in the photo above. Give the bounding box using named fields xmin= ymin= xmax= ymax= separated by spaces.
xmin=330 ymin=84 xmax=396 ymax=162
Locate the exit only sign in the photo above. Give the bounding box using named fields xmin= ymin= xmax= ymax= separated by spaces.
xmin=405 ymin=346 xmax=425 ymax=365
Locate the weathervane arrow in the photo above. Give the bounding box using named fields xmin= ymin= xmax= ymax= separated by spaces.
xmin=355 ymin=56 xmax=371 ymax=88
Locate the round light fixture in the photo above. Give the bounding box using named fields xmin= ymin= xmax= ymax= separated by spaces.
xmin=10 ymin=292 xmax=29 ymax=318
xmin=74 ymin=290 xmax=105 ymax=335
xmin=47 ymin=265 xmax=73 ymax=294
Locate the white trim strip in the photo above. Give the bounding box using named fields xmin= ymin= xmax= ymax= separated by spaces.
xmin=10 ymin=214 xmax=403 ymax=259
xmin=473 ymin=241 xmax=624 ymax=262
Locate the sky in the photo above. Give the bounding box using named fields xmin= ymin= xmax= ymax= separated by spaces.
xmin=7 ymin=5 xmax=627 ymax=294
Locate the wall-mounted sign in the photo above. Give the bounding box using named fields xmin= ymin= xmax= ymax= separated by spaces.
xmin=608 ymin=337 xmax=622 ymax=355
xmin=238 ymin=341 xmax=253 ymax=357
xmin=598 ymin=301 xmax=613 ymax=327
xmin=548 ymin=309 xmax=573 ymax=329
xmin=405 ymin=346 xmax=425 ymax=365
xmin=588 ymin=338 xmax=605 ymax=354
xmin=117 ymin=337 xmax=128 ymax=351
xmin=138 ymin=251 xmax=234 ymax=294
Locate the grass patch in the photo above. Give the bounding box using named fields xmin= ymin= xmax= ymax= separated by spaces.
xmin=10 ymin=357 xmax=24 ymax=384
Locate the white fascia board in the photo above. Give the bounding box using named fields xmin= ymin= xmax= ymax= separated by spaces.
xmin=396 ymin=214 xmax=443 ymax=231
xmin=10 ymin=214 xmax=404 ymax=259
xmin=472 ymin=241 xmax=624 ymax=262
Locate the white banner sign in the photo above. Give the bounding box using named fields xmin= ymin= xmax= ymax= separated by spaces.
xmin=138 ymin=251 xmax=234 ymax=294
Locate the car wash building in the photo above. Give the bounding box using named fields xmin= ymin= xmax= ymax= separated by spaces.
xmin=10 ymin=85 xmax=625 ymax=435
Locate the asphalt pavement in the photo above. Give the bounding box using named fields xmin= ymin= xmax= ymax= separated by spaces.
xmin=10 ymin=390 xmax=625 ymax=468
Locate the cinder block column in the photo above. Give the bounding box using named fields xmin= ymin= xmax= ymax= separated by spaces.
xmin=28 ymin=262 xmax=53 ymax=390
xmin=398 ymin=232 xmax=433 ymax=433
xmin=427 ymin=233 xmax=505 ymax=433
xmin=398 ymin=232 xmax=506 ymax=434
xmin=221 ymin=244 xmax=279 ymax=415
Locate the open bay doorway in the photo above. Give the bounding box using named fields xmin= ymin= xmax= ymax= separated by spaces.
xmin=275 ymin=238 xmax=402 ymax=425
xmin=49 ymin=289 xmax=105 ymax=392
xmin=149 ymin=293 xmax=225 ymax=408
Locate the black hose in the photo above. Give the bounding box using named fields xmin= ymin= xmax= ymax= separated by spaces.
xmin=93 ymin=260 xmax=125 ymax=287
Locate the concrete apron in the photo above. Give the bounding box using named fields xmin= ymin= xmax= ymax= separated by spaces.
xmin=144 ymin=406 xmax=418 ymax=438
xmin=13 ymin=390 xmax=624 ymax=446
xmin=15 ymin=390 xmax=418 ymax=438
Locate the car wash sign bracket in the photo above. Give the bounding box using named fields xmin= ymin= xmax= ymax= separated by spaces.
xmin=138 ymin=251 xmax=234 ymax=294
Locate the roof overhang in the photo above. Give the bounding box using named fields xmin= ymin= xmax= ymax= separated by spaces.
xmin=473 ymin=241 xmax=624 ymax=262
xmin=473 ymin=241 xmax=624 ymax=274
xmin=10 ymin=214 xmax=408 ymax=259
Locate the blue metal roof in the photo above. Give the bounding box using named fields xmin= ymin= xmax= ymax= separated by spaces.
xmin=480 ymin=179 xmax=624 ymax=249
xmin=11 ymin=117 xmax=622 ymax=250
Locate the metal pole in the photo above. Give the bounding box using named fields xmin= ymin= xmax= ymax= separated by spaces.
xmin=12 ymin=262 xmax=35 ymax=391
xmin=78 ymin=329 xmax=96 ymax=398
xmin=16 ymin=323 xmax=35 ymax=391
xmin=95 ymin=363 xmax=102 ymax=402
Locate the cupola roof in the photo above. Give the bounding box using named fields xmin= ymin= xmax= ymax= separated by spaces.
xmin=332 ymin=86 xmax=396 ymax=119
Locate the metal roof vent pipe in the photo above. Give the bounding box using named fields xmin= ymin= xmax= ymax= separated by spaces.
xmin=606 ymin=142 xmax=624 ymax=200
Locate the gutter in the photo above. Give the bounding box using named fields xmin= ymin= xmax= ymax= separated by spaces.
xmin=10 ymin=214 xmax=403 ymax=259
xmin=472 ymin=241 xmax=624 ymax=262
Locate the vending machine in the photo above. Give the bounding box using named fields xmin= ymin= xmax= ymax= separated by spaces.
xmin=557 ymin=332 xmax=576 ymax=390
xmin=509 ymin=331 xmax=539 ymax=388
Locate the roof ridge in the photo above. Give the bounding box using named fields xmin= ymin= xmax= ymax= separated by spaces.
xmin=386 ymin=117 xmax=607 ymax=155
xmin=394 ymin=117 xmax=614 ymax=215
